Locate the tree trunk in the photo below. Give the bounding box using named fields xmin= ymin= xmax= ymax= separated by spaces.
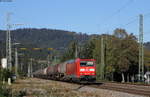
xmin=131 ymin=75 xmax=134 ymax=82
xmin=112 ymin=73 xmax=114 ymax=81
xmin=121 ymin=73 xmax=125 ymax=83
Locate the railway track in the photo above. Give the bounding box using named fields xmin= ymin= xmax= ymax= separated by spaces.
xmin=88 ymin=82 xmax=150 ymax=96
xmin=35 ymin=77 xmax=150 ymax=96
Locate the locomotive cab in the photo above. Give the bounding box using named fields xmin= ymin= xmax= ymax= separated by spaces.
xmin=78 ymin=59 xmax=96 ymax=81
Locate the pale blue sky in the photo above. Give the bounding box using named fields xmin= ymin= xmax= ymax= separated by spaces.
xmin=0 ymin=0 xmax=150 ymax=41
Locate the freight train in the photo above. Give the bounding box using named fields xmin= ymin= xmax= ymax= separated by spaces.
xmin=33 ymin=58 xmax=96 ymax=82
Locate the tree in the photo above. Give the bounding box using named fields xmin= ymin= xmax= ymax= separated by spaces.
xmin=105 ymin=65 xmax=115 ymax=81
xmin=0 ymin=69 xmax=12 ymax=81
xmin=112 ymin=29 xmax=139 ymax=82
xmin=114 ymin=28 xmax=128 ymax=39
xmin=80 ymin=39 xmax=96 ymax=59
xmin=60 ymin=41 xmax=77 ymax=62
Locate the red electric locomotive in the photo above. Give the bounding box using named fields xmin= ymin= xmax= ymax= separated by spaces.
xmin=65 ymin=58 xmax=96 ymax=82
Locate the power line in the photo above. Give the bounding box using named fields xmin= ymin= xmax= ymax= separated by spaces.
xmin=120 ymin=16 xmax=138 ymax=27
xmin=98 ymin=0 xmax=135 ymax=33
xmin=112 ymin=0 xmax=135 ymax=16
xmin=116 ymin=11 xmax=150 ymax=29
xmin=144 ymin=12 xmax=150 ymax=17
xmin=102 ymin=0 xmax=134 ymax=25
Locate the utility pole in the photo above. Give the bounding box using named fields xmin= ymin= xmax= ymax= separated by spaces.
xmin=6 ymin=13 xmax=12 ymax=71
xmin=47 ymin=48 xmax=53 ymax=65
xmin=20 ymin=62 xmax=23 ymax=72
xmin=30 ymin=58 xmax=33 ymax=77
xmin=14 ymin=43 xmax=20 ymax=77
xmin=15 ymin=48 xmax=18 ymax=77
xmin=139 ymin=14 xmax=144 ymax=81
xmin=101 ymin=35 xmax=105 ymax=80
xmin=47 ymin=49 xmax=51 ymax=66
xmin=75 ymin=42 xmax=78 ymax=58
xmin=28 ymin=60 xmax=31 ymax=77
xmin=47 ymin=54 xmax=50 ymax=66
xmin=6 ymin=13 xmax=23 ymax=71
xmin=27 ymin=58 xmax=33 ymax=77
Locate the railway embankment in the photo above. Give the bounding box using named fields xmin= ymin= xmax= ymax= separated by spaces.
xmin=7 ymin=78 xmax=148 ymax=97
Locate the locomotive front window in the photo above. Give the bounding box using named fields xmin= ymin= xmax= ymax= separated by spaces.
xmin=80 ymin=61 xmax=94 ymax=66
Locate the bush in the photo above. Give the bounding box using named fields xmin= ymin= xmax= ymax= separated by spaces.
xmin=0 ymin=68 xmax=16 ymax=83
xmin=0 ymin=83 xmax=12 ymax=97
xmin=0 ymin=69 xmax=12 ymax=81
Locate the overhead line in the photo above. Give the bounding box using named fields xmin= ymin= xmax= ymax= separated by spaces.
xmin=102 ymin=0 xmax=134 ymax=25
xmin=118 ymin=11 xmax=150 ymax=28
xmin=121 ymin=16 xmax=138 ymax=27
xmin=98 ymin=0 xmax=134 ymax=33
xmin=112 ymin=0 xmax=135 ymax=16
xmin=144 ymin=12 xmax=150 ymax=17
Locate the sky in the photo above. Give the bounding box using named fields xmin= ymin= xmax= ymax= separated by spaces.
xmin=0 ymin=0 xmax=150 ymax=42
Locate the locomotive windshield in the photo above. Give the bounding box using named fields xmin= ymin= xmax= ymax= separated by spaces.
xmin=80 ymin=61 xmax=94 ymax=66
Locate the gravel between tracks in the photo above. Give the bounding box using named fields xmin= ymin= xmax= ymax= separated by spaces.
xmin=9 ymin=78 xmax=147 ymax=97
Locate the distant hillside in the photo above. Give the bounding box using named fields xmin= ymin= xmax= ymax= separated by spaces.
xmin=0 ymin=28 xmax=90 ymax=49
xmin=144 ymin=42 xmax=150 ymax=50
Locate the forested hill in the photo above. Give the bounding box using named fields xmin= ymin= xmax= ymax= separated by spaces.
xmin=144 ymin=42 xmax=150 ymax=50
xmin=0 ymin=28 xmax=91 ymax=49
xmin=0 ymin=28 xmax=149 ymax=51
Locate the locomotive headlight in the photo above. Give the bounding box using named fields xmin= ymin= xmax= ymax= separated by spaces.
xmin=89 ymin=69 xmax=95 ymax=71
xmin=80 ymin=68 xmax=85 ymax=71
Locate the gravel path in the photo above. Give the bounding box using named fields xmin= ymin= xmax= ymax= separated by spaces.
xmin=9 ymin=78 xmax=148 ymax=97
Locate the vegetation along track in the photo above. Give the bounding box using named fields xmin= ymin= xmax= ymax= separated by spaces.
xmin=87 ymin=82 xmax=150 ymax=96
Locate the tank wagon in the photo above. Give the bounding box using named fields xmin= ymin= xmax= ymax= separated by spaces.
xmin=33 ymin=58 xmax=96 ymax=82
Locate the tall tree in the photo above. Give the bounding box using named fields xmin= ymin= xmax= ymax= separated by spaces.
xmin=113 ymin=29 xmax=138 ymax=82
